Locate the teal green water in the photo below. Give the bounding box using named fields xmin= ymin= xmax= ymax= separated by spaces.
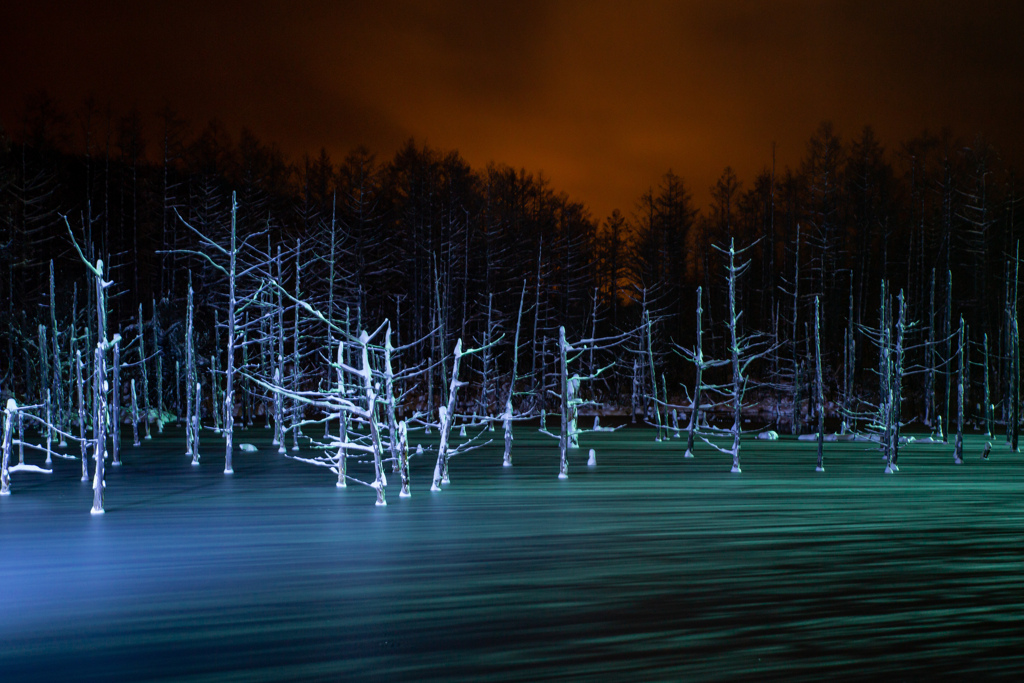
xmin=2 ymin=427 xmax=1023 ymax=681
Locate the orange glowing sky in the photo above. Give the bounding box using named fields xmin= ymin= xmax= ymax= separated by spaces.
xmin=4 ymin=1 xmax=1023 ymax=222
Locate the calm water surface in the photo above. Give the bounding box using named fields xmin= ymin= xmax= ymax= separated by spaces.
xmin=2 ymin=426 xmax=1023 ymax=681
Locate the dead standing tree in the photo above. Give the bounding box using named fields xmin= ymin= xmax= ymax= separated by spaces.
xmin=64 ymin=214 xmax=121 ymax=513
xmin=674 ymin=286 xmax=729 ymax=459
xmin=169 ymin=192 xmax=269 ymax=474
xmin=430 ymin=335 xmax=500 ymax=491
xmin=702 ymin=239 xmax=776 ymax=473
xmin=250 ymin=325 xmax=392 ymax=506
xmin=502 ymin=280 xmax=528 ymax=467
xmin=544 ymin=326 xmax=626 ymax=479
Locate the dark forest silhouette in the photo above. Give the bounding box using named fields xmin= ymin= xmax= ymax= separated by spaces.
xmin=2 ymin=94 xmax=1022 ymax=441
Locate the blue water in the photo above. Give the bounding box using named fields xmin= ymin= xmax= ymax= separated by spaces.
xmin=3 ymin=426 xmax=1023 ymax=681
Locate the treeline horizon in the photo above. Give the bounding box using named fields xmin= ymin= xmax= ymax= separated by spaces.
xmin=2 ymin=92 xmax=1023 ymax=430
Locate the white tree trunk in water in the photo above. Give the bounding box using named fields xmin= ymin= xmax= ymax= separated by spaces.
xmin=191 ymin=381 xmax=201 ymax=466
xmin=791 ymin=224 xmax=802 ymax=435
xmin=954 ymin=316 xmax=966 ymax=465
xmin=17 ymin=410 xmax=24 ymax=467
xmin=815 ymin=296 xmax=825 ymax=472
xmin=185 ymin=276 xmax=196 ymax=459
xmin=49 ymin=261 xmax=66 ymax=445
xmin=398 ymin=421 xmax=410 ymax=497
xmin=983 ymin=333 xmax=993 ymax=438
xmin=432 ymin=339 xmax=464 ymax=491
xmin=92 ymin=345 xmax=106 ymax=515
xmin=77 ymin=350 xmax=88 ymax=481
xmin=567 ymin=377 xmax=580 ymax=450
xmin=501 ymin=282 xmax=525 ymax=469
xmin=335 ymin=341 xmax=348 ymax=488
xmin=291 ymin=239 xmax=302 ymax=453
xmin=502 ymin=398 xmax=514 ymax=467
xmin=558 ymin=327 xmax=569 ymax=479
xmin=384 ymin=323 xmax=400 ymax=474
xmin=727 ymin=241 xmax=743 ymax=474
xmin=155 ymin=298 xmax=164 ymax=434
xmin=275 ymin=249 xmax=286 ymax=449
xmin=358 ymin=332 xmax=386 ymax=506
xmin=112 ymin=343 xmax=122 ymax=463
xmin=224 ymin=193 xmax=238 ymax=474
xmin=1 ymin=399 xmax=15 ymax=495
xmin=44 ymin=390 xmax=52 ymax=466
xmin=274 ymin=366 xmax=285 ymax=454
xmin=644 ymin=306 xmax=663 ymax=441
xmin=685 ymin=287 xmax=704 ymax=459
xmin=138 ymin=303 xmax=152 ymax=440
xmin=131 ymin=378 xmax=141 ymax=447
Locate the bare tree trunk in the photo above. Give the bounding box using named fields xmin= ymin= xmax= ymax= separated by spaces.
xmin=841 ymin=287 xmax=854 ymax=434
xmin=503 ymin=281 xmax=526 ymax=467
xmin=224 ymin=193 xmax=237 ymax=474
xmin=17 ymin=410 xmax=24 ymax=467
xmin=889 ymin=291 xmax=906 ymax=471
xmin=661 ymin=374 xmax=670 ymax=440
xmin=644 ymin=306 xmax=664 ymax=441
xmin=531 ymin=239 xmax=544 ymax=416
xmin=192 ymin=381 xmax=201 ymax=466
xmin=479 ymin=292 xmax=494 ymax=419
xmin=276 ymin=249 xmax=286 ymax=451
xmin=1 ymin=399 xmax=15 ymax=495
xmin=815 ymin=297 xmax=825 ymax=472
xmin=1012 ymin=247 xmax=1020 ymax=453
xmin=426 ymin=308 xmax=435 ymax=435
xmin=432 ymin=339 xmax=464 ymax=491
xmin=131 ymin=378 xmax=141 ymax=447
xmin=558 ymin=327 xmax=570 ymax=479
xmin=291 ymin=239 xmax=302 ymax=452
xmin=92 ymin=346 xmax=106 ymax=515
xmin=112 ymin=343 xmax=122 ymax=463
xmin=154 ymin=298 xmax=164 ymax=433
xmin=685 ymin=287 xmax=704 ymax=459
xmin=274 ymin=367 xmax=285 ymax=454
xmin=567 ymin=376 xmax=580 ymax=450
xmin=138 ymin=303 xmax=151 ymax=440
xmin=954 ymin=316 xmax=966 ymax=464
xmin=186 ymin=275 xmax=196 ymax=461
xmin=791 ymin=224 xmax=802 ymax=435
xmin=1011 ymin=311 xmax=1020 ymax=453
xmin=49 ymin=261 xmax=65 ymax=444
xmin=878 ymin=282 xmax=892 ymax=464
xmin=206 ymin=317 xmax=220 ymax=431
xmin=325 ymin=194 xmax=337 ymax=440
xmin=727 ymin=241 xmax=743 ymax=473
xmin=77 ymin=350 xmax=88 ymax=481
xmin=943 ymin=270 xmax=952 ymax=442
xmin=175 ymin=360 xmax=181 ymax=425
xmin=359 ymin=333 xmax=386 ymax=505
xmin=984 ymin=332 xmax=993 ymax=438
xmin=45 ymin=390 xmax=53 ymax=465
xmin=398 ymin=421 xmax=410 ymax=497
xmin=335 ymin=341 xmax=348 ymax=488
xmin=384 ymin=323 xmax=400 ymax=473
xmin=631 ymin=357 xmax=641 ymax=423
xmin=925 ymin=269 xmax=936 ymax=429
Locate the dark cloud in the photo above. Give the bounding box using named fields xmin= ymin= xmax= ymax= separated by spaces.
xmin=3 ymin=1 xmax=1022 ymax=221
